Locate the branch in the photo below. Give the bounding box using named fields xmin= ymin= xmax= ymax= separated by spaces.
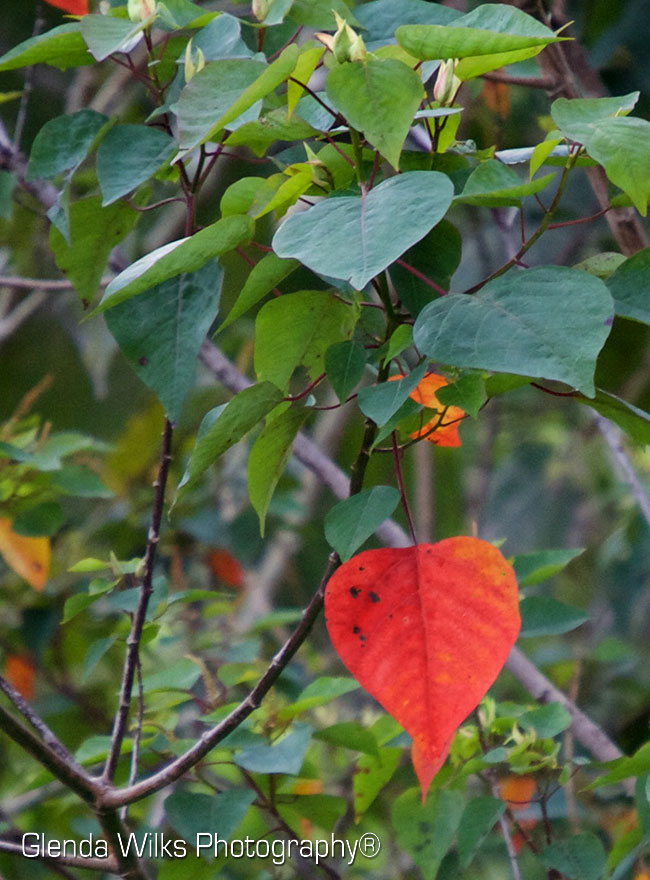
xmin=103 ymin=418 xmax=173 ymax=782
xmin=0 ymin=702 xmax=97 ymax=805
xmin=0 ymin=674 xmax=75 ymax=765
xmin=101 ymin=552 xmax=341 ymax=808
xmin=0 ymin=838 xmax=117 ymax=873
xmin=198 ymin=342 xmax=627 ymax=768
xmin=593 ymin=414 xmax=650 ymax=530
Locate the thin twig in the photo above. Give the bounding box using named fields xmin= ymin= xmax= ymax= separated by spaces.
xmin=0 ymin=276 xmax=112 ymax=291
xmin=481 ymin=71 xmax=556 ymax=90
xmin=594 ymin=414 xmax=650 ymax=530
xmin=12 ymin=3 xmax=45 ymax=149
xmin=103 ymin=418 xmax=173 ymax=782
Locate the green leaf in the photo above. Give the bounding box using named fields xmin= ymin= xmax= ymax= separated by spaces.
xmin=26 ymin=109 xmax=108 ymax=181
xmin=97 ymin=125 xmax=175 ymax=205
xmin=248 ymin=406 xmax=309 ymax=535
xmin=277 ymin=676 xmax=359 ymax=721
xmin=354 ymin=0 xmax=461 ymax=43
xmin=551 ymin=92 xmax=640 ymax=143
xmin=82 ymin=636 xmax=117 ymax=682
xmin=396 ymin=5 xmax=563 ymax=79
xmin=105 ymin=261 xmax=224 ymax=421
xmin=175 ymin=46 xmax=299 ymax=151
xmin=326 ymin=58 xmax=423 ymax=168
xmin=383 ymin=325 xmax=413 ymax=365
xmin=324 ymin=486 xmax=401 ymax=561
xmin=585 ymin=117 xmax=650 ymax=216
xmin=254 ymin=291 xmax=358 ymax=391
xmin=157 ymin=0 xmax=215 ymax=29
xmin=456 ymin=160 xmax=555 ymax=206
xmin=541 ymin=833 xmax=607 ymax=880
xmin=413 ymin=267 xmax=613 ymax=397
xmin=457 ymin=796 xmax=505 ymax=869
xmin=357 ymin=362 xmax=427 ymax=426
xmin=63 ymin=591 xmax=104 ymax=624
xmin=191 ymin=13 xmax=252 ymax=61
xmin=0 ymin=170 xmax=16 ymax=220
xmin=325 ymin=340 xmax=367 ymax=402
xmin=551 ymin=96 xmax=650 ymax=215
xmin=52 ymin=466 xmax=113 ymax=498
xmin=513 ymin=548 xmax=584 ymax=586
xmin=50 ymin=197 xmax=140 ymax=303
xmin=179 ymin=382 xmax=284 ymax=493
xmin=354 ymin=746 xmax=402 ymax=821
xmin=96 ymin=215 xmax=253 ymax=312
xmin=519 ymin=703 xmax=572 ymax=738
xmin=313 ymin=722 xmax=379 ymax=756
xmin=589 ymin=742 xmax=650 ymax=789
xmin=607 ymin=248 xmax=650 ymax=324
xmin=12 ymin=502 xmax=64 ymax=537
xmin=234 ymin=725 xmax=312 ymax=775
xmin=173 ymin=59 xmax=266 ymax=150
xmin=273 ymin=171 xmax=454 ymax=291
xmin=280 ymin=794 xmax=347 ymax=830
xmin=436 ymin=373 xmax=486 ymax=419
xmin=288 ymin=0 xmax=359 ymax=29
xmin=141 ymin=658 xmax=201 ymax=693
xmin=80 ymin=14 xmax=147 ymax=62
xmin=165 ymin=789 xmax=255 ymax=843
xmin=287 ymin=45 xmax=324 ymax=115
xmin=218 ymin=253 xmax=298 ymax=332
xmin=519 ymin=596 xmax=588 ymax=637
xmin=224 ymin=108 xmax=319 ymax=157
xmin=573 ymin=252 xmax=626 ymax=280
xmin=0 ymin=23 xmax=93 ymax=72
xmin=392 ymin=787 xmax=465 ymax=878
xmin=578 ymin=388 xmax=650 ymax=446
xmin=388 ymin=220 xmax=462 ymax=317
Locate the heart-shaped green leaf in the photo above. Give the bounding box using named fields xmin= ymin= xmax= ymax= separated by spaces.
xmin=273 ymin=171 xmax=453 ymax=290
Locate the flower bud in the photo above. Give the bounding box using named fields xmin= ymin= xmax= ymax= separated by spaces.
xmin=332 ymin=11 xmax=366 ymax=64
xmin=127 ymin=0 xmax=155 ymax=22
xmin=433 ymin=59 xmax=461 ymax=106
xmin=252 ymin=0 xmax=270 ymax=22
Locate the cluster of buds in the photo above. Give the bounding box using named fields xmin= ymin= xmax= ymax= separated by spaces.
xmin=316 ymin=11 xmax=367 ymax=63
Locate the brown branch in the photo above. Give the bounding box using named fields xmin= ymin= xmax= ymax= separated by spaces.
xmin=481 ymin=71 xmax=556 ymax=89
xmin=0 ymin=838 xmax=117 ymax=873
xmin=103 ymin=418 xmax=173 ymax=783
xmin=100 ymin=551 xmax=341 ymax=809
xmin=0 ymin=675 xmax=75 ymax=765
xmin=0 ymin=702 xmax=97 ymax=805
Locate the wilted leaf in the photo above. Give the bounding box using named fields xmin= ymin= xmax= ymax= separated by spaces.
xmin=0 ymin=518 xmax=50 ymax=590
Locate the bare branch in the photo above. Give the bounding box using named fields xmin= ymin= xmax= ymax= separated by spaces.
xmin=103 ymin=418 xmax=173 ymax=782
xmin=593 ymin=414 xmax=650 ymax=530
xmin=0 ymin=702 xmax=97 ymax=804
xmin=0 ymin=675 xmax=75 ymax=764
xmin=0 ymin=838 xmax=117 ymax=873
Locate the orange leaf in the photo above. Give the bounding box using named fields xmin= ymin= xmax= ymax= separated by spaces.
xmin=481 ymin=79 xmax=510 ymax=119
xmin=4 ymin=654 xmax=36 ymax=700
xmin=390 ymin=372 xmax=465 ymax=446
xmin=0 ymin=518 xmax=50 ymax=590
xmin=324 ymin=538 xmax=520 ymax=799
xmin=43 ymin=0 xmax=89 ymax=13
xmin=207 ymin=549 xmax=244 ymax=588
xmin=498 ymin=775 xmax=537 ymax=811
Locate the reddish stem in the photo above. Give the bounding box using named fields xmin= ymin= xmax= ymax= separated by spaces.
xmin=395 ymin=259 xmax=448 ymax=296
xmin=392 ymin=431 xmax=417 ymax=545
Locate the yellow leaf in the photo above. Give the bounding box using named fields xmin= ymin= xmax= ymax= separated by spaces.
xmin=0 ymin=518 xmax=50 ymax=591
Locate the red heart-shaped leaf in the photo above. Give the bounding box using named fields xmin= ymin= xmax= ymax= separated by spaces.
xmin=324 ymin=538 xmax=520 ymax=798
